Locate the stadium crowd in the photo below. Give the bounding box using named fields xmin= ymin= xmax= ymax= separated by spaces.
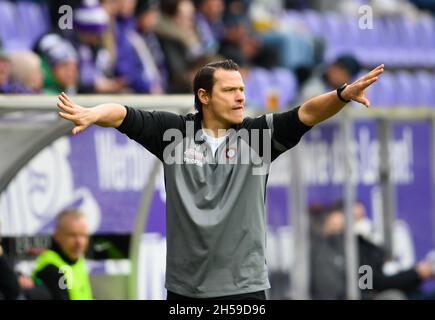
xmin=0 ymin=0 xmax=434 ymax=109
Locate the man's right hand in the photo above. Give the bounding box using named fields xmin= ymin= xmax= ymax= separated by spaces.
xmin=57 ymin=92 xmax=97 ymax=135
xmin=57 ymin=92 xmax=127 ymax=134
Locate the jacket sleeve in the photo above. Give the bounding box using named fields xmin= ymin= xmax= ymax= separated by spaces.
xmin=243 ymin=106 xmax=312 ymax=162
xmin=372 ymin=268 xmax=422 ymax=293
xmin=35 ymin=264 xmax=70 ymax=300
xmin=117 ymin=106 xmax=185 ymax=161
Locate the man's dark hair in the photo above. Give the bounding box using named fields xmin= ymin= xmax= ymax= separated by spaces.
xmin=193 ymin=59 xmax=239 ymax=117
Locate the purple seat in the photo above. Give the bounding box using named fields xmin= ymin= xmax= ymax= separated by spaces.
xmin=322 ymin=12 xmax=342 ymax=45
xmin=353 ymin=16 xmax=388 ymax=66
xmin=0 ymin=1 xmax=26 ymax=51
xmin=381 ymin=17 xmax=403 ymax=67
xmin=366 ymin=71 xmax=396 ymax=107
xmin=395 ymin=71 xmax=417 ymax=106
xmin=244 ymin=67 xmax=271 ymax=109
xmin=16 ymin=1 xmax=50 ymax=49
xmin=395 ymin=16 xmax=418 ymax=67
xmin=415 ymin=16 xmax=435 ymax=49
xmin=415 ymin=16 xmax=435 ymax=67
xmin=414 ymin=71 xmax=435 ymax=106
xmin=322 ymin=13 xmax=356 ymax=62
xmin=270 ymin=68 xmax=298 ymax=109
xmin=300 ymin=10 xmax=323 ymax=37
xmin=284 ymin=10 xmax=308 ymax=31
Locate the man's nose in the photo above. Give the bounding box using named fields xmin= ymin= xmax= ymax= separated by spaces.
xmin=236 ymin=90 xmax=245 ymax=102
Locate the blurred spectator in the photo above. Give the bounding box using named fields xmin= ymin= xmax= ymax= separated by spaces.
xmin=155 ymin=0 xmax=206 ymax=92
xmin=226 ymin=0 xmax=317 ymax=73
xmin=283 ymin=0 xmax=311 ymax=10
xmin=250 ymin=1 xmax=318 ymax=76
xmin=352 ymin=201 xmax=416 ymax=272
xmin=35 ymin=33 xmax=79 ymax=94
xmin=194 ymin=0 xmax=225 ymax=54
xmin=186 ymin=53 xmax=224 ymax=88
xmin=101 ymin=0 xmax=119 ymax=17
xmin=310 ymin=201 xmax=435 ymax=300
xmin=370 ymin=0 xmax=420 ymax=16
xmin=156 ymin=0 xmax=204 ymax=58
xmin=33 ymin=209 xmax=92 ymax=300
xmin=8 ymin=51 xmax=44 ymax=93
xmin=114 ymin=0 xmax=137 ymax=49
xmin=220 ymin=0 xmax=267 ymax=67
xmin=298 ymin=54 xmax=361 ymax=103
xmin=101 ymin=0 xmax=120 ymax=74
xmin=219 ymin=11 xmax=260 ymax=66
xmin=410 ymin=0 xmax=435 ymax=14
xmin=303 ymin=0 xmax=359 ymax=14
xmin=0 ymin=224 xmax=50 ymax=300
xmin=116 ymin=0 xmax=168 ymax=93
xmin=0 ymin=244 xmax=20 ymax=300
xmin=72 ymin=0 xmax=126 ymax=93
xmin=0 ymin=49 xmax=34 ymax=94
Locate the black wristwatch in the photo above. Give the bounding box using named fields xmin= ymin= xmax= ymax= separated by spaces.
xmin=337 ymin=83 xmax=351 ymax=103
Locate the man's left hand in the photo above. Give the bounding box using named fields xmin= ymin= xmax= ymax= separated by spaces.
xmin=341 ymin=64 xmax=384 ymax=107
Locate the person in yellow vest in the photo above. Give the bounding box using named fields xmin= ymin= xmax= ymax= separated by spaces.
xmin=33 ymin=209 xmax=92 ymax=300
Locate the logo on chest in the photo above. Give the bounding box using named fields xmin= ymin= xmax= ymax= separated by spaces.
xmin=184 ymin=145 xmax=206 ymax=167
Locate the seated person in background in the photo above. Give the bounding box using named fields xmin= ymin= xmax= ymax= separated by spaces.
xmin=0 ymin=47 xmax=35 ymax=94
xmin=1 ymin=230 xmax=50 ymax=300
xmin=0 ymin=244 xmax=20 ymax=300
xmin=352 ymin=200 xmax=417 ymax=273
xmin=33 ymin=209 xmax=93 ymax=300
xmin=8 ymin=51 xmax=43 ymax=94
xmin=298 ymin=54 xmax=361 ymax=104
xmin=72 ymin=1 xmax=126 ymax=93
xmin=310 ymin=202 xmax=435 ymax=300
xmin=115 ymin=0 xmax=168 ymax=94
xmin=35 ymin=33 xmax=80 ymax=95
xmin=154 ymin=0 xmax=207 ymax=92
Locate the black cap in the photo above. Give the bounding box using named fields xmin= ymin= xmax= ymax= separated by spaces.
xmin=333 ymin=55 xmax=361 ymax=77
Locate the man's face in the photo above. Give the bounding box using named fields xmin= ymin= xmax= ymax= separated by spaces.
xmin=54 ymin=216 xmax=89 ymax=261
xmin=201 ymin=0 xmax=224 ymax=21
xmin=205 ymin=69 xmax=245 ymax=127
xmin=326 ymin=64 xmax=351 ymax=88
xmin=101 ymin=0 xmax=118 ymax=18
xmin=117 ymin=0 xmax=136 ymax=17
xmin=175 ymin=0 xmax=195 ymax=30
xmin=53 ymin=61 xmax=78 ymax=87
xmin=138 ymin=8 xmax=160 ymax=32
xmin=323 ymin=210 xmax=345 ymax=235
xmin=78 ymin=31 xmax=102 ymax=46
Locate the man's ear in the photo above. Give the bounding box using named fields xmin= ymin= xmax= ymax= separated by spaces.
xmin=198 ymin=88 xmax=209 ymax=106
